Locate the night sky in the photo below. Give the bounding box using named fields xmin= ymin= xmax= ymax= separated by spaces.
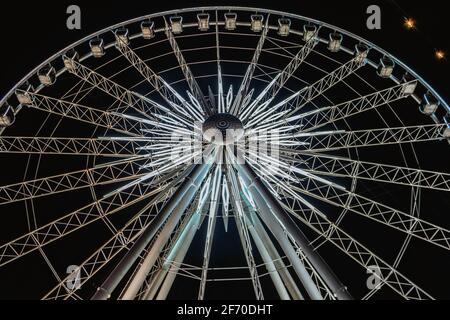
xmin=0 ymin=0 xmax=448 ymax=300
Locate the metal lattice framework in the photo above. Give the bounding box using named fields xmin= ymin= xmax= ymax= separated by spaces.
xmin=0 ymin=7 xmax=449 ymax=300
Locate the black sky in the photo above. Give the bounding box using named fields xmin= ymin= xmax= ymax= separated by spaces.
xmin=0 ymin=0 xmax=448 ymax=300
xmin=1 ymin=0 xmax=448 ymax=103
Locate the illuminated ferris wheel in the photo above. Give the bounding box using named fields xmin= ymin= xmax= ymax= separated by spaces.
xmin=0 ymin=7 xmax=449 ymax=300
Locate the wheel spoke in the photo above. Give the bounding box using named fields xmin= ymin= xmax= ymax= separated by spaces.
xmin=0 ymin=157 xmax=146 ymax=205
xmin=230 ymin=17 xmax=270 ymax=115
xmin=0 ymin=178 xmax=167 ymax=268
xmin=164 ymin=18 xmax=211 ymax=115
xmin=291 ymin=81 xmax=416 ymax=132
xmin=63 ymin=56 xmax=158 ymax=119
xmin=0 ymin=136 xmax=140 ymax=157
xmin=296 ymin=152 xmax=450 ymax=192
xmin=16 ymin=91 xmax=150 ymax=136
xmin=285 ymin=56 xmax=367 ymax=116
xmin=301 ymin=124 xmax=446 ymax=151
xmin=290 ymin=175 xmax=450 ymax=251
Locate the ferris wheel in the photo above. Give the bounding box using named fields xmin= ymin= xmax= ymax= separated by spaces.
xmin=0 ymin=6 xmax=449 ymax=300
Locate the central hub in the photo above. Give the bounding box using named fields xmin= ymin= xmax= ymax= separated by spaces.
xmin=202 ymin=113 xmax=244 ymax=145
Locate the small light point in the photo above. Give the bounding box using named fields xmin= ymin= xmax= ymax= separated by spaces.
xmin=435 ymin=49 xmax=446 ymax=61
xmin=403 ymin=17 xmax=416 ymax=30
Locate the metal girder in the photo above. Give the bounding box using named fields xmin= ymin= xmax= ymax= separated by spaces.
xmin=290 ymin=176 xmax=450 ymax=251
xmin=0 ymin=179 xmax=166 ymax=268
xmin=115 ymin=38 xmax=203 ymax=122
xmin=42 ymin=184 xmax=176 ymax=300
xmin=230 ymin=18 xmax=270 ymax=115
xmin=265 ymin=29 xmax=320 ymax=103
xmin=302 ymin=124 xmax=447 ymax=151
xmin=286 ymin=57 xmax=365 ymax=116
xmin=19 ymin=91 xmax=149 ymax=136
xmin=281 ymin=199 xmax=433 ymax=299
xmin=296 ymin=82 xmax=416 ymax=131
xmin=164 ymin=20 xmax=211 ymax=115
xmin=64 ymin=57 xmax=156 ymax=118
xmin=0 ymin=136 xmax=140 ymax=157
xmin=0 ymin=158 xmax=145 ymax=205
xmin=296 ymin=152 xmax=450 ymax=192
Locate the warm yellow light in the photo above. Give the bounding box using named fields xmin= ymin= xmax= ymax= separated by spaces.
xmin=404 ymin=17 xmax=416 ymax=30
xmin=435 ymin=50 xmax=446 ymax=60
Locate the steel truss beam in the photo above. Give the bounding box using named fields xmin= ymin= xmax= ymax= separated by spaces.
xmin=296 ymin=82 xmax=416 ymax=131
xmin=265 ymin=28 xmax=320 ymax=103
xmin=115 ymin=38 xmax=203 ymax=122
xmin=286 ymin=57 xmax=366 ymax=116
xmin=0 ymin=178 xmax=167 ymax=268
xmin=295 ymin=152 xmax=450 ymax=192
xmin=240 ymin=29 xmax=319 ymax=123
xmin=18 ymin=91 xmax=149 ymax=136
xmin=290 ymin=176 xmax=450 ymax=251
xmin=280 ymin=197 xmax=433 ymax=299
xmin=0 ymin=136 xmax=140 ymax=157
xmin=64 ymin=57 xmax=156 ymax=117
xmin=230 ymin=18 xmax=269 ymax=115
xmin=164 ymin=19 xmax=211 ymax=115
xmin=42 ymin=184 xmax=177 ymax=300
xmin=302 ymin=124 xmax=446 ymax=151
xmin=0 ymin=158 xmax=145 ymax=205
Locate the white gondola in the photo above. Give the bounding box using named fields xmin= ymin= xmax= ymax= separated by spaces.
xmin=328 ymin=32 xmax=343 ymax=52
xmin=62 ymin=49 xmax=79 ymax=72
xmin=141 ymin=20 xmax=155 ymax=39
xmin=278 ymin=18 xmax=291 ymax=37
xmin=401 ymin=73 xmax=417 ymax=95
xmin=89 ymin=38 xmax=105 ymax=58
xmin=444 ymin=114 xmax=450 ymax=140
xmin=420 ymin=92 xmax=440 ymax=115
xmin=38 ymin=65 xmax=56 ymax=86
xmin=303 ymin=24 xmax=317 ymax=42
xmin=377 ymin=56 xmax=395 ymax=78
xmin=0 ymin=103 xmax=15 ymax=127
xmin=224 ymin=13 xmax=237 ymax=30
xmin=170 ymin=16 xmax=183 ymax=34
xmin=355 ymin=43 xmax=369 ymax=63
xmin=250 ymin=14 xmax=264 ymax=32
xmin=15 ymin=82 xmax=34 ymax=105
xmin=197 ymin=13 xmax=210 ymax=31
xmin=115 ymin=27 xmax=129 ymax=47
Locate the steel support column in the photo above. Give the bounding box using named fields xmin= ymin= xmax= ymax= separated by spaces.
xmin=120 ymin=185 xmax=203 ymax=299
xmin=235 ymin=163 xmax=352 ymax=300
xmin=246 ymin=217 xmax=291 ymax=300
xmin=91 ymin=151 xmax=216 ymax=300
xmin=153 ymin=212 xmax=202 ymax=300
xmin=250 ymin=211 xmax=303 ymax=300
